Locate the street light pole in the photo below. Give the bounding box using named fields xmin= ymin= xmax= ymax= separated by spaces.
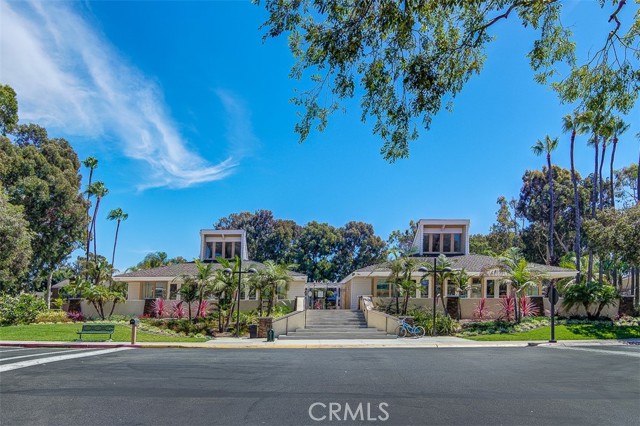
xmin=236 ymin=257 xmax=242 ymax=338
xmin=224 ymin=261 xmax=257 ymax=338
xmin=433 ymin=257 xmax=437 ymax=336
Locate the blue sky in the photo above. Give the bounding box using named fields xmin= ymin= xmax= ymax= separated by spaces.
xmin=1 ymin=1 xmax=638 ymax=272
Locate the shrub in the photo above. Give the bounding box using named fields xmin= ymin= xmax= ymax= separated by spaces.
xmin=171 ymin=301 xmax=185 ymax=319
xmin=67 ymin=311 xmax=85 ymax=322
xmin=473 ymin=298 xmax=492 ymax=320
xmin=0 ymin=293 xmax=47 ymax=325
xmin=406 ymin=307 xmax=460 ymax=336
xmin=498 ymin=294 xmax=516 ymax=321
xmin=271 ymin=305 xmax=293 ymax=318
xmin=519 ymin=296 xmax=539 ymax=318
xmin=152 ymin=298 xmax=166 ymax=318
xmin=35 ymin=310 xmax=71 ymax=323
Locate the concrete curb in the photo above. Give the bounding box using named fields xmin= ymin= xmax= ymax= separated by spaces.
xmin=2 ymin=338 xmax=637 ymax=350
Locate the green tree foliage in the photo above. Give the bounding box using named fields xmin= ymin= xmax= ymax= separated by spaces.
xmin=497 ymin=248 xmax=545 ymax=323
xmin=214 ymin=210 xmax=387 ymax=281
xmin=333 ymin=221 xmax=387 ymax=281
xmin=0 ymin=87 xmax=88 ymax=300
xmin=0 ymin=84 xmax=18 ymax=135
xmin=387 ymin=220 xmax=418 ymax=252
xmin=516 ymin=165 xmax=590 ymax=265
xmin=469 ymin=234 xmax=497 ymax=256
xmin=614 ymin=163 xmax=638 ymax=208
xmin=562 ymin=281 xmax=618 ymax=320
xmin=106 ymin=208 xmax=128 ymax=272
xmin=487 ymin=196 xmax=521 ymax=254
xmin=0 ymin=189 xmax=33 ymax=293
xmin=127 ymin=252 xmax=188 ymax=271
xmin=293 ymin=221 xmax=341 ymax=282
xmin=256 ymin=0 xmax=638 ymax=161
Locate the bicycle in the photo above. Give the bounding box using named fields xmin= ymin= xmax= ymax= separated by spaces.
xmin=395 ymin=318 xmax=425 ymax=338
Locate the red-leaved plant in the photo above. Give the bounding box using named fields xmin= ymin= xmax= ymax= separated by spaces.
xmin=152 ymin=298 xmax=166 ymax=318
xmin=519 ymin=296 xmax=539 ymax=318
xmin=197 ymin=300 xmax=210 ymax=318
xmin=172 ymin=301 xmax=185 ymax=319
xmin=498 ymin=293 xmax=516 ymax=322
xmin=473 ymin=298 xmax=491 ymax=320
xmin=67 ymin=311 xmax=85 ymax=322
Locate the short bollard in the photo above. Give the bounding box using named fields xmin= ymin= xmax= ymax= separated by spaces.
xmin=130 ymin=318 xmax=139 ymax=344
xmin=266 ymin=328 xmax=275 ymax=342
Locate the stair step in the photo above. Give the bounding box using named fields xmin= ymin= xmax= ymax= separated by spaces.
xmin=296 ymin=327 xmax=379 ymax=332
xmin=279 ymin=333 xmax=396 ymax=340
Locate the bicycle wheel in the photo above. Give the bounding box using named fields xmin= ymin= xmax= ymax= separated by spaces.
xmin=395 ymin=325 xmax=408 ymax=338
xmin=414 ymin=326 xmax=425 ymax=337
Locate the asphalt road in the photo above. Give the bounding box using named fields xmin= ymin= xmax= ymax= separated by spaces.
xmin=1 ymin=345 xmax=638 ymax=426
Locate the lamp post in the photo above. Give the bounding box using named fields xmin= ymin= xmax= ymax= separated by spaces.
xmin=420 ymin=259 xmax=452 ymax=336
xmin=224 ymin=260 xmax=257 ymax=338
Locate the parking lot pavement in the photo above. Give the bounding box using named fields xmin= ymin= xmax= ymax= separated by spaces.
xmin=0 ymin=346 xmax=638 ymax=426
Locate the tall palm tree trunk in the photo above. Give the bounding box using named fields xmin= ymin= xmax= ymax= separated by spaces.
xmin=610 ymin=137 xmax=618 ymax=287
xmin=85 ymin=169 xmax=94 ymax=278
xmin=91 ymin=197 xmax=102 ymax=261
xmin=588 ymin=137 xmax=599 ymax=281
xmin=547 ymin=156 xmax=554 ymax=265
xmin=570 ymin=130 xmax=582 ymax=283
xmin=598 ymin=141 xmax=607 ymax=210
xmin=111 ymin=219 xmax=121 ymax=271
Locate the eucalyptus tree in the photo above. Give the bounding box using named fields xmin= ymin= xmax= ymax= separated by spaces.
xmin=609 ymin=118 xmax=630 ymax=209
xmin=106 ymin=208 xmax=128 ymax=274
xmin=256 ymin=1 xmax=639 ymax=161
xmin=532 ymin=135 xmax=559 ymax=265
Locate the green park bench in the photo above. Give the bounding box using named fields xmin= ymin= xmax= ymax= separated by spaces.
xmin=77 ymin=324 xmax=116 ymax=341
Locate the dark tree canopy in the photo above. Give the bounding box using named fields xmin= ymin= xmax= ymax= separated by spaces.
xmin=0 ymin=86 xmax=88 ymax=290
xmin=257 ymin=0 xmax=639 ymax=161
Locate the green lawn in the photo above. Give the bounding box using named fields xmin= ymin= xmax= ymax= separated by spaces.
xmin=0 ymin=323 xmax=208 ymax=342
xmin=467 ymin=324 xmax=640 ymax=341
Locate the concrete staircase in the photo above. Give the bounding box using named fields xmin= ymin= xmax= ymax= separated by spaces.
xmin=278 ymin=310 xmax=396 ymax=340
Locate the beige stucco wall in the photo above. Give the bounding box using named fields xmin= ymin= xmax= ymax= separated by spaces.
xmin=349 ymin=278 xmax=373 ymax=309
xmin=272 ymin=310 xmax=306 ymax=337
xmin=287 ymin=281 xmax=306 ymax=299
xmin=80 ymin=300 xmax=145 ymax=317
xmin=127 ymin=282 xmax=141 ymax=300
xmin=370 ymin=297 xmax=621 ymax=320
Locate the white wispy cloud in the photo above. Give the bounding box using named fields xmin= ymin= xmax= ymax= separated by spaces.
xmin=0 ymin=1 xmax=254 ymax=189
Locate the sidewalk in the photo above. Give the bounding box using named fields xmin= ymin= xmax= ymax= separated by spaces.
xmin=2 ymin=337 xmax=638 ymax=349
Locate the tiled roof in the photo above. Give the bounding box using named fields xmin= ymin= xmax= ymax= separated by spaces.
xmin=348 ymin=254 xmax=575 ymax=277
xmin=115 ymin=261 xmax=306 ymax=279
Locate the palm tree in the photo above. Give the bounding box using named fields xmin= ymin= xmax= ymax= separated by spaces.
xmin=107 ymin=208 xmax=128 ymax=275
xmin=562 ymin=111 xmax=589 ymax=283
xmin=86 ymin=181 xmax=108 ymax=262
xmin=532 ymin=135 xmax=559 ymax=265
xmin=211 ymin=257 xmax=242 ymax=331
xmin=433 ymin=254 xmax=455 ymax=315
xmin=192 ymin=259 xmax=215 ymax=320
xmin=609 ymin=118 xmax=629 ymax=209
xmin=82 ymin=157 xmax=98 ymax=265
xmin=450 ymin=269 xmax=470 ymax=297
xmin=252 ymin=260 xmax=293 ymax=316
xmin=178 ymin=278 xmax=198 ymax=320
xmin=498 ymin=248 xmax=545 ymax=323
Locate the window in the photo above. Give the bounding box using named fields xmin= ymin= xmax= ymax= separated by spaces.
xmin=486 ymin=280 xmax=495 ymax=298
xmin=205 ymin=242 xmax=213 ymax=259
xmin=499 ymin=282 xmax=508 ymax=297
xmin=446 ymin=279 xmax=456 ymax=296
xmin=527 ymin=285 xmax=539 ymax=296
xmin=234 ymin=242 xmax=242 ymax=258
xmin=376 ymin=281 xmax=390 ymax=297
xmin=453 ymin=233 xmax=462 ymax=252
xmin=443 ymin=234 xmax=452 ymax=252
xmin=224 ymin=242 xmax=233 ymax=259
xmin=470 ymin=278 xmax=482 ymax=298
xmin=432 ymin=234 xmax=441 ymax=252
xmin=420 ymin=279 xmax=430 ymax=298
xmin=169 ymin=284 xmax=178 ymax=300
xmin=422 ymin=234 xmax=430 ymax=252
xmin=215 ymin=242 xmax=223 ymax=258
xmin=143 ymin=282 xmax=167 ymax=299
